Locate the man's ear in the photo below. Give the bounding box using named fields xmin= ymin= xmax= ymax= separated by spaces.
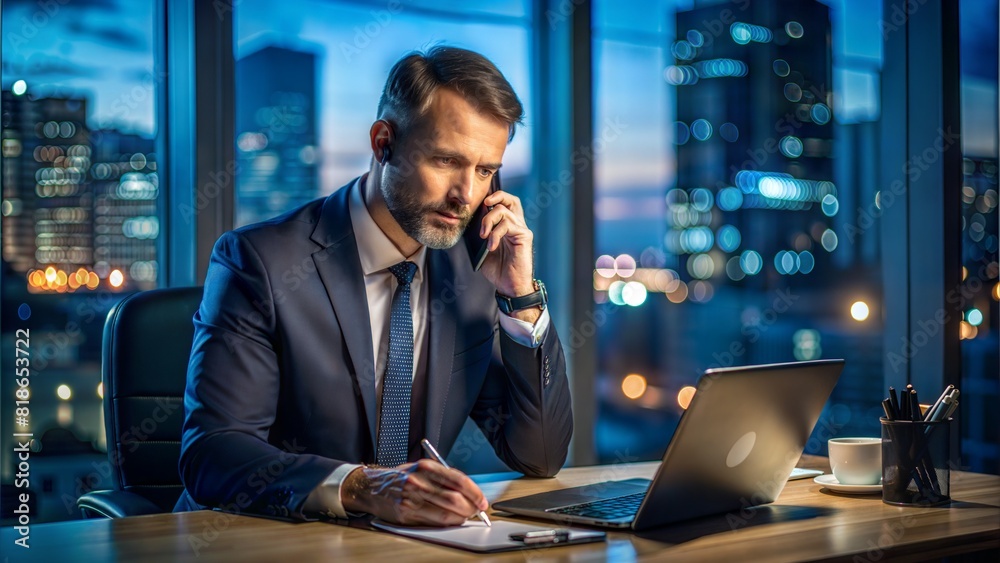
xmin=370 ymin=119 xmax=395 ymax=164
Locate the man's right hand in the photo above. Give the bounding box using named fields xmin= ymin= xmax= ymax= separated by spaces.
xmin=340 ymin=459 xmax=489 ymax=526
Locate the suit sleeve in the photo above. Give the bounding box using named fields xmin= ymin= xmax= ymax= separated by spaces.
xmin=178 ymin=231 xmax=341 ymax=521
xmin=469 ymin=316 xmax=573 ymax=477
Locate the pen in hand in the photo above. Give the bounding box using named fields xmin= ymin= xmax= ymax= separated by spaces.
xmin=420 ymin=438 xmax=492 ymax=527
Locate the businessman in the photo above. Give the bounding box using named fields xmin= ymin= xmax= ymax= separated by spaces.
xmin=175 ymin=46 xmax=573 ymax=526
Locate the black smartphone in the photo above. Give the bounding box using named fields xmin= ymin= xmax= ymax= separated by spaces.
xmin=463 ymin=170 xmax=500 ymax=271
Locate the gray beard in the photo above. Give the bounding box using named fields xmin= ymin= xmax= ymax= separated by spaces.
xmin=381 ymin=181 xmax=471 ymax=249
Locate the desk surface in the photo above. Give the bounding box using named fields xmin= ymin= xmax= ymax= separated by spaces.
xmin=4 ymin=455 xmax=998 ymax=562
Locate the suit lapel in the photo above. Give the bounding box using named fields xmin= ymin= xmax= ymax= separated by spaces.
xmin=310 ymin=183 xmax=378 ymax=452
xmin=424 ymin=248 xmax=458 ymax=448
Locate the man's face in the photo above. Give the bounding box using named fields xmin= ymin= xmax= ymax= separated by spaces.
xmin=380 ymin=88 xmax=509 ymax=249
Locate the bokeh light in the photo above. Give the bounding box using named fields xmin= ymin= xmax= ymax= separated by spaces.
xmin=615 ymin=254 xmax=637 ymax=278
xmin=740 ymin=250 xmax=763 ymax=275
xmin=622 ymin=374 xmax=647 ymax=400
xmin=622 ymin=281 xmax=648 ymax=307
xmin=960 ymin=321 xmax=978 ymax=340
xmin=785 ymin=21 xmax=804 ymax=38
xmin=717 ymin=225 xmax=741 ymax=252
xmin=57 ymin=384 xmax=72 ymax=401
xmin=596 ymin=254 xmax=616 ymax=278
xmin=720 ymin=122 xmax=739 ymax=142
xmin=821 ymin=194 xmax=839 ymax=216
xmin=677 ymin=386 xmax=697 ymax=409
xmin=608 ymin=280 xmax=626 ymax=306
xmin=691 ymin=119 xmax=713 ymax=141
xmin=798 ymin=250 xmax=815 ymax=274
xmin=966 ymin=308 xmax=983 ymax=326
xmin=821 ymin=229 xmax=838 ymax=251
xmin=851 ymin=301 xmax=870 ymax=321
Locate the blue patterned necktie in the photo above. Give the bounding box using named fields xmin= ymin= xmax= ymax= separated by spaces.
xmin=376 ymin=260 xmax=417 ymax=467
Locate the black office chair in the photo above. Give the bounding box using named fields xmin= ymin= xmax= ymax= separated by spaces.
xmin=77 ymin=286 xmax=203 ymax=518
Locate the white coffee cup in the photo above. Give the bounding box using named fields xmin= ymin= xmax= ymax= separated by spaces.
xmin=828 ymin=437 xmax=882 ymax=485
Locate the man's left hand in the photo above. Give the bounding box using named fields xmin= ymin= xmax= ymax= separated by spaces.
xmin=477 ymin=189 xmax=540 ymax=325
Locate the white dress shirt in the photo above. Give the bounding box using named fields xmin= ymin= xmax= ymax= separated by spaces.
xmin=304 ymin=177 xmax=550 ymax=518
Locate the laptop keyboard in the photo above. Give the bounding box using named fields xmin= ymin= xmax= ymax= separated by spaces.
xmin=547 ymin=491 xmax=645 ymax=520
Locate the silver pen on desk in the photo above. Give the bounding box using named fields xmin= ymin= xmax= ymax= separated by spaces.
xmin=420 ymin=438 xmax=492 ymax=527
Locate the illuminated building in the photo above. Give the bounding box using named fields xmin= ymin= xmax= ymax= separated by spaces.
xmin=672 ymin=0 xmax=834 ymax=282
xmin=1 ymin=89 xmax=36 ymax=274
xmin=2 ymin=90 xmax=158 ymax=292
xmin=90 ymin=129 xmax=159 ymax=290
xmin=1 ymin=93 xmax=93 ymax=292
xmin=235 ymin=45 xmax=319 ymax=226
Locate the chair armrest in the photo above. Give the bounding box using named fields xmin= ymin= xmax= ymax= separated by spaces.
xmin=77 ymin=490 xmax=164 ymax=518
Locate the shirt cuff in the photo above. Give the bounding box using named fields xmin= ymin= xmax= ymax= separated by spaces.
xmin=303 ymin=463 xmax=362 ymax=519
xmin=498 ymin=307 xmax=550 ymax=348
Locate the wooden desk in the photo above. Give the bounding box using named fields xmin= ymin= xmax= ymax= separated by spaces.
xmin=4 ymin=456 xmax=998 ymax=562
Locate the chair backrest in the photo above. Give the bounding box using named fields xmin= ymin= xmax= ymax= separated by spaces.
xmin=102 ymin=286 xmax=202 ymax=512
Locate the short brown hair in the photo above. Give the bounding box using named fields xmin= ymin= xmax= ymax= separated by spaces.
xmin=377 ymin=46 xmax=524 ymax=142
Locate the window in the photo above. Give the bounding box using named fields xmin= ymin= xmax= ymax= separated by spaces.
xmin=233 ymin=0 xmax=533 ymax=227
xmin=958 ymin=0 xmax=999 ymax=473
xmin=1 ymin=0 xmax=161 ymax=522
xmin=592 ymin=0 xmax=887 ymax=462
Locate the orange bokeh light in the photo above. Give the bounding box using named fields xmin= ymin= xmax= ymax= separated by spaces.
xmin=677 ymin=386 xmax=697 ymax=410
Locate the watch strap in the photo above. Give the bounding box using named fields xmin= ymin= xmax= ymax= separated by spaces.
xmin=496 ymin=280 xmax=547 ymax=314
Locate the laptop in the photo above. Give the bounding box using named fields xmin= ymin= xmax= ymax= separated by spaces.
xmin=493 ymin=359 xmax=844 ymax=531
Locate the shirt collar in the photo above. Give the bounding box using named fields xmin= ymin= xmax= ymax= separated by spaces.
xmin=348 ymin=174 xmax=427 ymax=279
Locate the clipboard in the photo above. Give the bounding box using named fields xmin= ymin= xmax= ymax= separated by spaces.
xmin=370 ymin=518 xmax=606 ymax=553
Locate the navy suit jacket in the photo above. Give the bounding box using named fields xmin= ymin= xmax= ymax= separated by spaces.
xmin=174 ymin=180 xmax=573 ymax=520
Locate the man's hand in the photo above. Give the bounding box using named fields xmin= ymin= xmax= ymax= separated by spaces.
xmin=340 ymin=460 xmax=489 ymax=526
xmin=477 ymin=190 xmax=540 ymax=325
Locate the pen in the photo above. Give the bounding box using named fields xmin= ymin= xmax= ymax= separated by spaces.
xmin=881 ymin=398 xmax=895 ymax=421
xmin=931 ymin=392 xmax=959 ymax=423
xmin=909 ymin=389 xmax=921 ymax=422
xmin=923 ymin=385 xmax=955 ymax=422
xmin=509 ymin=529 xmax=571 ymax=545
xmin=939 ymin=397 xmax=960 ymax=420
xmin=420 ymin=438 xmax=492 ymax=527
xmin=888 ymin=387 xmax=901 ymax=419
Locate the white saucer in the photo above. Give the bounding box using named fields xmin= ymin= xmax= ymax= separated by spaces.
xmin=813 ymin=474 xmax=882 ymax=494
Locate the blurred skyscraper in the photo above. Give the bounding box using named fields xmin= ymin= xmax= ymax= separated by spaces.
xmin=235 ymin=45 xmax=320 ymax=226
xmin=90 ymin=129 xmax=159 ymax=289
xmin=671 ymin=0 xmax=835 ymax=284
xmin=1 ymin=90 xmax=158 ymax=293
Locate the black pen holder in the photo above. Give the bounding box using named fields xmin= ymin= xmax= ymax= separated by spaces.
xmin=880 ymin=418 xmax=952 ymax=506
